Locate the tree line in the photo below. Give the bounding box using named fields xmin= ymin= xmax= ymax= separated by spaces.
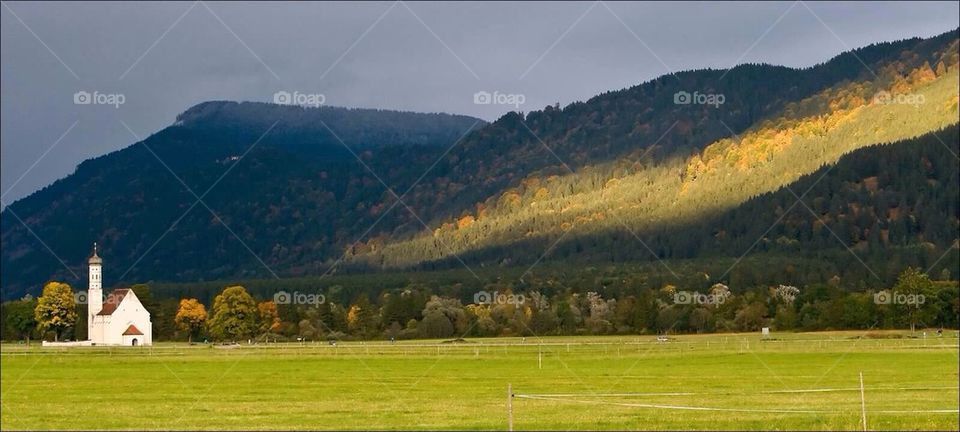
xmin=3 ymin=268 xmax=956 ymax=343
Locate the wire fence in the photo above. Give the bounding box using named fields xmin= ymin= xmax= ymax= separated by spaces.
xmin=507 ymin=382 xmax=960 ymax=431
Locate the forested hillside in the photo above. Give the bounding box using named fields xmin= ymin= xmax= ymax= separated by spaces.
xmin=0 ymin=104 xmax=483 ymax=299
xmin=58 ymin=126 xmax=952 ymax=343
xmin=356 ymin=33 xmax=959 ymax=269
xmin=1 ymin=29 xmax=957 ymax=300
xmin=415 ymin=126 xmax=960 ymax=287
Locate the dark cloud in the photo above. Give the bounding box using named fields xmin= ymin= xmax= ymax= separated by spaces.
xmin=2 ymin=1 xmax=957 ymax=203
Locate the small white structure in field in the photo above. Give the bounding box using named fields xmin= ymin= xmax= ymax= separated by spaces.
xmin=85 ymin=243 xmax=152 ymax=346
xmin=761 ymin=327 xmax=770 ymax=338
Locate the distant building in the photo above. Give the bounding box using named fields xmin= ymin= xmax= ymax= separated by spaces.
xmin=86 ymin=243 xmax=152 ymax=346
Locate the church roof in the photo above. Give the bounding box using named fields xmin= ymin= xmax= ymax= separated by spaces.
xmin=122 ymin=324 xmax=144 ymax=336
xmin=97 ymin=289 xmax=129 ymax=316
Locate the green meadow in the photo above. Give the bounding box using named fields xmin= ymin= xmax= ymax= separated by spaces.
xmin=2 ymin=330 xmax=957 ymax=430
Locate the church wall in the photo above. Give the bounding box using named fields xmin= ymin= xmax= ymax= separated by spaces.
xmin=109 ymin=297 xmax=152 ymax=346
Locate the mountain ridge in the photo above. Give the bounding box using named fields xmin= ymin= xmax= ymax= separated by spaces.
xmin=1 ymin=29 xmax=957 ymax=299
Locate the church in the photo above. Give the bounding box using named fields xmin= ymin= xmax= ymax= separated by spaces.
xmin=86 ymin=244 xmax=153 ymax=346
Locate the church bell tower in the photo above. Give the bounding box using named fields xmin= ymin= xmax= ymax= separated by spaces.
xmin=87 ymin=242 xmax=103 ymax=339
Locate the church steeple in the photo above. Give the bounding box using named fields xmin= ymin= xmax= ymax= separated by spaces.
xmin=88 ymin=242 xmax=102 ymax=265
xmin=88 ymin=242 xmax=103 ymax=329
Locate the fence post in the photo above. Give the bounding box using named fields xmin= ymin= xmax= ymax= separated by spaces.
xmin=507 ymin=383 xmax=514 ymax=431
xmin=859 ymin=372 xmax=867 ymax=431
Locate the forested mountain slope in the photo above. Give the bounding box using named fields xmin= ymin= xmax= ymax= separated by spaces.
xmin=1 ymin=30 xmax=957 ymax=299
xmin=413 ymin=126 xmax=959 ymax=287
xmin=0 ymin=105 xmax=483 ymax=298
xmin=354 ymin=32 xmax=959 ymax=269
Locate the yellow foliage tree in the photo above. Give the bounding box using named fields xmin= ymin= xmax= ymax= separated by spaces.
xmin=346 ymin=305 xmax=362 ymax=332
xmin=175 ymin=298 xmax=207 ymax=343
xmin=457 ymin=215 xmax=475 ymax=229
xmin=34 ymin=281 xmax=77 ymax=341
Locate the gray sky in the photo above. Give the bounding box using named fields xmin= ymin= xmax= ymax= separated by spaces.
xmin=2 ymin=1 xmax=957 ymax=204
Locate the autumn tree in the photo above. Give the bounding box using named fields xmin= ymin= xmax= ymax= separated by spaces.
xmin=207 ymin=286 xmax=258 ymax=341
xmin=346 ymin=295 xmax=377 ymax=337
xmin=174 ymin=298 xmax=208 ymax=342
xmin=257 ymin=301 xmax=281 ymax=335
xmin=34 ymin=282 xmax=77 ymax=341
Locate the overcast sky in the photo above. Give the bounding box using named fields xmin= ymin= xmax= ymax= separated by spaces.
xmin=2 ymin=1 xmax=957 ymax=204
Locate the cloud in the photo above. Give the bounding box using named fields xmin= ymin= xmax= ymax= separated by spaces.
xmin=2 ymin=1 xmax=957 ymax=203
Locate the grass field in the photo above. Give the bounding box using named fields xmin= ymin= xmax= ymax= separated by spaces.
xmin=2 ymin=330 xmax=958 ymax=430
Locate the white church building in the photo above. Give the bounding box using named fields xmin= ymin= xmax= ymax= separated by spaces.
xmin=86 ymin=244 xmax=153 ymax=346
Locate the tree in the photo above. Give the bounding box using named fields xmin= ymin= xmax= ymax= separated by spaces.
xmin=634 ymin=290 xmax=658 ymax=333
xmin=466 ymin=304 xmax=498 ymax=337
xmin=555 ymin=300 xmax=579 ymax=334
xmin=892 ymin=268 xmax=936 ymax=332
xmin=529 ymin=308 xmax=560 ymax=335
xmin=207 ymin=286 xmax=258 ymax=341
xmin=419 ymin=310 xmax=454 ymax=339
xmin=346 ymin=294 xmax=377 ymax=337
xmin=422 ymin=295 xmax=468 ymax=334
xmin=5 ymin=297 xmax=37 ymax=342
xmin=174 ymin=298 xmax=208 ymax=343
xmin=298 ymin=319 xmax=318 ymax=340
xmin=613 ymin=296 xmax=637 ymax=331
xmin=655 ymin=305 xmax=683 ymax=333
xmin=774 ymin=305 xmax=797 ymax=330
xmin=689 ymin=308 xmax=714 ymax=333
xmin=152 ymin=298 xmax=181 ymax=341
xmin=258 ymin=301 xmax=281 ymax=335
xmin=584 ymin=292 xmax=614 ymax=334
xmin=34 ymin=282 xmax=78 ymax=341
xmin=733 ymin=302 xmax=767 ymax=332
